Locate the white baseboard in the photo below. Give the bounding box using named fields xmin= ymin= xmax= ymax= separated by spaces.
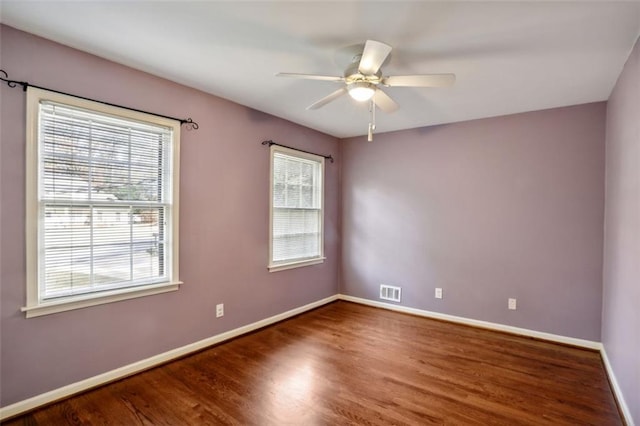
xmin=337 ymin=294 xmax=602 ymax=350
xmin=600 ymin=346 xmax=635 ymax=426
xmin=0 ymin=294 xmax=339 ymax=421
xmin=339 ymin=294 xmax=639 ymax=424
xmin=3 ymin=293 xmax=631 ymax=425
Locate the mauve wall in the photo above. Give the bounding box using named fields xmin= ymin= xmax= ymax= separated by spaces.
xmin=341 ymin=103 xmax=605 ymax=341
xmin=602 ymin=36 xmax=639 ymax=424
xmin=0 ymin=25 xmax=340 ymax=407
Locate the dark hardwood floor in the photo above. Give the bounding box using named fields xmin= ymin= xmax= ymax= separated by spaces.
xmin=4 ymin=301 xmax=622 ymax=425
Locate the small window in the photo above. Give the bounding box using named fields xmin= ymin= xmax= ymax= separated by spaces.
xmin=269 ymin=145 xmax=325 ymax=272
xmin=23 ymin=87 xmax=181 ymax=317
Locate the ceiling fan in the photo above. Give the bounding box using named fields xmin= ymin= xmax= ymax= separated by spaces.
xmin=277 ymin=39 xmax=456 ymax=113
xmin=277 ymin=40 xmax=455 ymax=140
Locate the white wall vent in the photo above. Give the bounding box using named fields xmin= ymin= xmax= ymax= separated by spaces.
xmin=380 ymin=285 xmax=401 ymax=302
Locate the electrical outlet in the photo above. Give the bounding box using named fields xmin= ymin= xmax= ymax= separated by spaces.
xmin=435 ymin=288 xmax=443 ymax=299
xmin=508 ymin=298 xmax=517 ymax=310
xmin=216 ymin=303 xmax=224 ymax=318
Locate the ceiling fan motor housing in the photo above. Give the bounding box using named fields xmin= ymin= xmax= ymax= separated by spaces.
xmin=344 ymin=61 xmax=382 ymax=85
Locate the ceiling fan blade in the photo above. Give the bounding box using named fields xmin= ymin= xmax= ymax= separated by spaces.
xmin=277 ymin=73 xmax=344 ymax=82
xmin=306 ymin=87 xmax=348 ymax=110
xmin=373 ymin=89 xmax=399 ymax=113
xmin=358 ymin=40 xmax=392 ymax=75
xmin=382 ymin=74 xmax=456 ymax=88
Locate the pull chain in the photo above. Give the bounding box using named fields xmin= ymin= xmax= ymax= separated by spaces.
xmin=368 ymin=98 xmax=376 ymax=142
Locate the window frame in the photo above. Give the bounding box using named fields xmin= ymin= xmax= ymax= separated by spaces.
xmin=268 ymin=145 xmax=325 ymax=272
xmin=23 ymin=87 xmax=181 ymax=318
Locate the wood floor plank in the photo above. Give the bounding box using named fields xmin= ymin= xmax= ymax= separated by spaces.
xmin=3 ymin=301 xmax=622 ymax=425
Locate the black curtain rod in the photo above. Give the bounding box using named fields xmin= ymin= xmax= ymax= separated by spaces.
xmin=262 ymin=140 xmax=334 ymax=163
xmin=0 ymin=69 xmax=199 ymax=130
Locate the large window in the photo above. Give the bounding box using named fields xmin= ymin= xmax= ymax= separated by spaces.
xmin=23 ymin=87 xmax=181 ymax=317
xmin=269 ymin=145 xmax=325 ymax=272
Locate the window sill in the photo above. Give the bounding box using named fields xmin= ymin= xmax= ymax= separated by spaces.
xmin=21 ymin=281 xmax=182 ymax=318
xmin=268 ymin=257 xmax=325 ymax=272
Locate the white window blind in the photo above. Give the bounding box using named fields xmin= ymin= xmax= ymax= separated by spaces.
xmin=24 ymin=87 xmax=180 ymax=316
xmin=269 ymin=146 xmax=324 ymax=271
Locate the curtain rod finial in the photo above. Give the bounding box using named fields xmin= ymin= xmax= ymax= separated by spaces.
xmin=181 ymin=118 xmax=199 ymax=130
xmin=0 ymin=69 xmax=28 ymax=91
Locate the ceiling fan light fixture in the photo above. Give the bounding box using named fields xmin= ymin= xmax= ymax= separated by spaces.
xmin=348 ymin=82 xmax=376 ymax=102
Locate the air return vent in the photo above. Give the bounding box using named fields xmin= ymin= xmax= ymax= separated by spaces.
xmin=380 ymin=285 xmax=401 ymax=302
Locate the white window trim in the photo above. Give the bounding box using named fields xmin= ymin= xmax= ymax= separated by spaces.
xmin=23 ymin=87 xmax=181 ymax=318
xmin=268 ymin=257 xmax=326 ymax=273
xmin=268 ymin=145 xmax=325 ymax=272
xmin=21 ymin=282 xmax=180 ymax=318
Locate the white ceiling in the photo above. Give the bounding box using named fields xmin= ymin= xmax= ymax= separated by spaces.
xmin=1 ymin=1 xmax=639 ymax=138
